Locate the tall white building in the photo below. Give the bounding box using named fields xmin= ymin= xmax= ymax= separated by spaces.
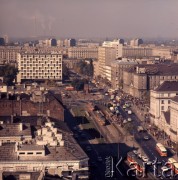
xmin=98 ymin=47 xmax=116 ymax=80
xmin=150 ymin=81 xmax=178 ymax=126
xmin=17 ymin=52 xmax=63 ymax=83
xmin=102 ymin=39 xmax=123 ymax=59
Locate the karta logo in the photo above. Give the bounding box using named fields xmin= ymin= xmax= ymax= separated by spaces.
xmin=105 ymin=156 xmax=178 ymax=179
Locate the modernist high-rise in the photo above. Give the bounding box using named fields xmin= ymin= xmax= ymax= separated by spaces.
xmin=17 ymin=52 xmax=63 ymax=83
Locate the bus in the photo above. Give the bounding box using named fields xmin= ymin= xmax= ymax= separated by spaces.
xmin=173 ymin=163 xmax=178 ymax=175
xmin=127 ymin=152 xmax=143 ymax=173
xmin=168 ymin=158 xmax=177 ymax=170
xmin=156 ymin=143 xmax=167 ymax=157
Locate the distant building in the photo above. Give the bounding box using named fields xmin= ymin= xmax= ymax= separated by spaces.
xmin=151 ymin=46 xmax=171 ymax=59
xmin=122 ymin=47 xmax=152 ymax=58
xmin=171 ymin=50 xmax=178 ymax=61
xmin=17 ymin=52 xmax=63 ymax=83
xmin=64 ymin=39 xmax=76 ymax=47
xmin=130 ymin=38 xmax=143 ymax=47
xmin=68 ymin=47 xmax=98 ymax=59
xmin=0 ymin=38 xmax=5 ymax=46
xmin=3 ymin=35 xmax=8 ymax=44
xmin=102 ymin=39 xmax=123 ymax=59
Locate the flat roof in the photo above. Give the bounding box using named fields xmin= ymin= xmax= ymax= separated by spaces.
xmin=0 ymin=123 xmax=31 ymax=137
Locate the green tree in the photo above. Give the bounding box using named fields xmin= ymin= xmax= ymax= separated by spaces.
xmin=62 ymin=63 xmax=69 ymax=79
xmin=0 ymin=65 xmax=18 ymax=85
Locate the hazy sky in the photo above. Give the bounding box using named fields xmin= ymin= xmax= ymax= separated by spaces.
xmin=0 ymin=0 xmax=178 ymax=39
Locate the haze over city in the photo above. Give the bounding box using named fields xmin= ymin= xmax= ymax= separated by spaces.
xmin=1 ymin=0 xmax=178 ymax=39
xmin=2 ymin=1 xmax=178 ymax=179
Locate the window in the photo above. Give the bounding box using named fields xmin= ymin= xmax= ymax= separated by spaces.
xmin=36 ymin=152 xmax=42 ymax=155
xmin=19 ymin=152 xmax=25 ymax=155
xmin=27 ymin=152 xmax=33 ymax=155
xmin=161 ymin=100 xmax=164 ymax=104
xmin=161 ymin=106 xmax=164 ymax=111
xmin=168 ymin=93 xmax=170 ymax=97
xmin=168 ymin=100 xmax=170 ymax=104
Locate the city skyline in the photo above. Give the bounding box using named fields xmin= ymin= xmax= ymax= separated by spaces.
xmin=1 ymin=0 xmax=178 ymax=39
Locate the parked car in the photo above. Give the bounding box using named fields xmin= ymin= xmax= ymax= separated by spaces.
xmin=128 ymin=110 xmax=132 ymax=115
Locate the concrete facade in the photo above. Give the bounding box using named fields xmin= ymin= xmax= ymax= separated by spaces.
xmin=17 ymin=52 xmax=63 ymax=83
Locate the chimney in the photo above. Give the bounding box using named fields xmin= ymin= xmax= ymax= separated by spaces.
xmin=11 ymin=115 xmax=13 ymax=123
xmin=19 ymin=123 xmax=23 ymax=131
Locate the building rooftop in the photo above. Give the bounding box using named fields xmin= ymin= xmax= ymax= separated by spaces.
xmin=0 ymin=118 xmax=88 ymax=163
xmin=0 ymin=123 xmax=31 ymax=137
xmin=172 ymin=96 xmax=178 ymax=103
xmin=19 ymin=145 xmax=44 ymax=151
xmin=155 ymin=81 xmax=178 ymax=92
xmin=125 ymin=64 xmax=178 ymax=75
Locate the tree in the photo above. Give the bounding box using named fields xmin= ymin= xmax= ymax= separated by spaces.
xmin=71 ymin=78 xmax=86 ymax=91
xmin=62 ymin=63 xmax=69 ymax=79
xmin=0 ymin=65 xmax=18 ymax=85
xmin=73 ymin=60 xmax=94 ymax=77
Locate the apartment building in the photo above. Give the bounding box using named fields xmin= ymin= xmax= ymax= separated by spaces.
xmin=68 ymin=47 xmax=98 ymax=59
xmin=111 ymin=60 xmax=137 ymax=90
xmin=150 ymin=81 xmax=178 ymax=125
xmin=122 ymin=47 xmax=152 ymax=58
xmin=123 ymin=64 xmax=178 ymax=98
xmin=0 ymin=46 xmax=22 ymax=63
xmin=155 ymin=95 xmax=178 ymax=142
xmin=98 ymin=47 xmax=116 ymax=80
xmin=17 ymin=52 xmax=62 ymax=83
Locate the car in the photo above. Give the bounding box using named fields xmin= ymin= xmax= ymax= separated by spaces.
xmin=133 ymin=150 xmax=138 ymax=155
xmin=123 ymin=119 xmax=128 ymax=124
xmin=128 ymin=110 xmax=132 ymax=115
xmin=137 ymin=153 xmax=142 ymax=159
xmin=117 ymin=103 xmax=120 ymax=106
xmin=147 ymin=161 xmax=152 ymax=165
xmin=105 ymin=93 xmax=109 ymax=96
xmin=128 ymin=118 xmax=132 ymax=122
xmin=123 ymin=105 xmax=126 ymax=109
xmin=142 ymin=156 xmax=149 ymax=162
xmin=161 ymin=166 xmax=168 ymax=172
xmin=143 ymin=136 xmax=150 ymax=140
xmin=116 ymin=110 xmax=120 ymax=114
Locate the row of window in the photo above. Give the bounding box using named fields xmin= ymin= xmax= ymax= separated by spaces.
xmin=22 ymin=76 xmax=62 ymax=79
xmin=19 ymin=152 xmax=42 ymax=155
xmin=21 ymin=55 xmax=61 ymax=58
xmin=161 ymin=100 xmax=171 ymax=104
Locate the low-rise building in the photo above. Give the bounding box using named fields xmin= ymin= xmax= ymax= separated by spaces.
xmin=0 ymin=91 xmax=65 ymax=121
xmin=0 ymin=117 xmax=89 ymax=179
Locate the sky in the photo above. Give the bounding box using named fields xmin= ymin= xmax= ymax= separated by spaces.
xmin=0 ymin=0 xmax=178 ymax=39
